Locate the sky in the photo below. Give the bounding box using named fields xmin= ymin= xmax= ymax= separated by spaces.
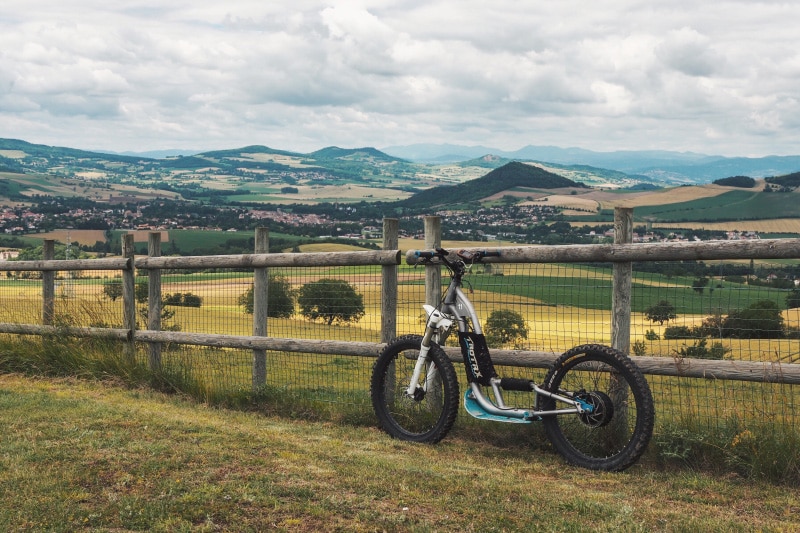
xmin=1 ymin=1 xmax=799 ymax=157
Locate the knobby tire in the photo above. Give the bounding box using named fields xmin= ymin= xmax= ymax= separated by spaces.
xmin=538 ymin=344 xmax=655 ymax=471
xmin=371 ymin=335 xmax=459 ymax=443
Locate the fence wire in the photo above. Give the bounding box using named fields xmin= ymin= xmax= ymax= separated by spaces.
xmin=1 ymin=259 xmax=799 ymax=439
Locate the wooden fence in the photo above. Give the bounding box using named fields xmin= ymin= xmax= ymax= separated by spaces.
xmin=1 ymin=209 xmax=800 ymax=390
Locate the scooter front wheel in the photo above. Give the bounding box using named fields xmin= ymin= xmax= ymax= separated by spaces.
xmin=371 ymin=335 xmax=459 ymax=443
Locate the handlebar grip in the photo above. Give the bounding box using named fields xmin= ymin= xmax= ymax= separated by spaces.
xmin=415 ymin=248 xmax=449 ymax=259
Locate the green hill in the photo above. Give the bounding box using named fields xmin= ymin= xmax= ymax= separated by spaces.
xmin=310 ymin=146 xmax=404 ymax=163
xmin=400 ymin=161 xmax=587 ymax=209
xmin=199 ymin=145 xmax=302 ymax=159
xmin=0 ymin=138 xmax=151 ymax=165
xmin=766 ymin=171 xmax=800 ymax=188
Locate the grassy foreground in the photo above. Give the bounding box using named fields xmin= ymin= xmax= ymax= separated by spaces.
xmin=1 ymin=375 xmax=799 ymax=532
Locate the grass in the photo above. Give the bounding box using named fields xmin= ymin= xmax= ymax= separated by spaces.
xmin=3 ymin=373 xmax=800 ymax=532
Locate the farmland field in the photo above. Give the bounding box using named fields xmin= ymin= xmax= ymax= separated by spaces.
xmin=623 ymin=189 xmax=800 ymax=222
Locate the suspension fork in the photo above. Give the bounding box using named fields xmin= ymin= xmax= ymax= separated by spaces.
xmin=405 ymin=305 xmax=453 ymax=397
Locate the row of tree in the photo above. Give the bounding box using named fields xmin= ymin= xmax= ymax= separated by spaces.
xmin=645 ymin=294 xmax=799 ymax=340
xmin=237 ymin=275 xmax=365 ymax=325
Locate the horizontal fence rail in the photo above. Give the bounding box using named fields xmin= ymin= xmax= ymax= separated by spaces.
xmin=135 ymin=249 xmax=402 ymax=270
xmin=406 ymin=238 xmax=800 ymax=265
xmin=0 ymin=258 xmax=131 ymax=271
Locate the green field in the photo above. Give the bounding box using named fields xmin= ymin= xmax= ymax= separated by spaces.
xmin=633 ymin=190 xmax=800 ymax=221
xmin=416 ymin=267 xmax=793 ymax=315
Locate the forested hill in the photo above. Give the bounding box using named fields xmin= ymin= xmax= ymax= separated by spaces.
xmin=399 ymin=161 xmax=587 ymax=209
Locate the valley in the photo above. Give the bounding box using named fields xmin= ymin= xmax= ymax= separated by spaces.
xmin=1 ymin=138 xmax=799 ymax=256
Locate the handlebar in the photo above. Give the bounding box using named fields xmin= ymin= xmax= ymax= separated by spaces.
xmin=409 ymin=248 xmax=501 ymax=267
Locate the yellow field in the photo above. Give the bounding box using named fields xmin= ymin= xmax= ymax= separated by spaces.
xmin=588 ymin=183 xmax=739 ymax=210
xmin=4 ymin=271 xmax=795 ymax=365
xmin=654 ymin=219 xmax=800 ymax=233
xmin=31 ymin=229 xmax=108 ymax=246
xmin=521 ymin=194 xmax=601 ymax=214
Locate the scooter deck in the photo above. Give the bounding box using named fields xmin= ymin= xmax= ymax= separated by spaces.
xmin=463 ymin=391 xmax=532 ymax=424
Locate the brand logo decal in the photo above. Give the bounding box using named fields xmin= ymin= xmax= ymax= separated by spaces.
xmin=465 ymin=338 xmax=483 ymax=379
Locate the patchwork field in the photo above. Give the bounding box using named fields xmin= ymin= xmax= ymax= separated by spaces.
xmin=2 ymin=263 xmax=795 ymax=363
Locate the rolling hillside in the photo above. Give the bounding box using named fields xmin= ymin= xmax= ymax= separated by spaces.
xmin=399 ymin=161 xmax=587 ymax=210
xmin=2 ymin=137 xmax=800 ymax=234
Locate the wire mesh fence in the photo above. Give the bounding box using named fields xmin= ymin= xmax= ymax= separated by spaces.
xmin=1 ymin=245 xmax=799 ymax=441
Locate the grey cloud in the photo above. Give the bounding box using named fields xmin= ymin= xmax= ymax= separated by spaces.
xmin=655 ymin=28 xmax=723 ymax=77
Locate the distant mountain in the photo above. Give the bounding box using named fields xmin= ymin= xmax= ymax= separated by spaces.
xmin=639 ymin=155 xmax=800 ymax=181
xmin=119 ymin=149 xmax=203 ymax=159
xmin=400 ymin=161 xmax=585 ymax=209
xmin=381 ymin=143 xmax=715 ymax=170
xmin=382 ymin=143 xmax=800 ymax=183
xmin=379 ymin=143 xmax=501 ymax=163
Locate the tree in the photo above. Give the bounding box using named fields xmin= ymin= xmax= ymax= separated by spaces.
xmin=238 ymin=274 xmax=295 ymax=318
xmin=297 ymin=279 xmax=364 ymax=325
xmin=484 ymin=309 xmax=528 ymax=348
xmin=692 ymin=277 xmax=710 ymax=294
xmin=645 ymin=300 xmax=677 ymax=325
xmin=787 ymin=288 xmax=800 ymax=309
xmin=102 ymin=280 xmax=123 ymax=301
xmin=722 ymin=299 xmax=785 ymax=339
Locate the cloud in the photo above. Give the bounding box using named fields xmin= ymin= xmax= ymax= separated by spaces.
xmin=0 ymin=0 xmax=799 ymax=156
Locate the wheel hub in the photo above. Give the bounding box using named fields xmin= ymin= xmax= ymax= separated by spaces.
xmin=576 ymin=391 xmax=614 ymax=428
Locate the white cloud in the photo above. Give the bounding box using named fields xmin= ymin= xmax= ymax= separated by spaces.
xmin=0 ymin=0 xmax=798 ymax=156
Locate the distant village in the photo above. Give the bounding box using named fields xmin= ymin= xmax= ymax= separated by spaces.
xmin=0 ymin=200 xmax=759 ymax=249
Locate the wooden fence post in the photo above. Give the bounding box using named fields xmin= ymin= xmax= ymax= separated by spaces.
xmin=424 ymin=216 xmax=442 ymax=307
xmin=42 ymin=239 xmax=55 ymax=325
xmin=252 ymin=227 xmax=269 ymax=389
xmin=612 ymin=207 xmax=633 ymax=354
xmin=147 ymin=232 xmax=162 ymax=372
xmin=122 ymin=233 xmax=136 ymax=361
xmin=381 ymin=218 xmax=398 ymax=344
xmin=611 ymin=207 xmax=633 ymax=440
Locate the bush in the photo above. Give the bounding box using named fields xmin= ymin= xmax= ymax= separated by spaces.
xmin=664 ymin=325 xmax=695 ymax=339
xmin=102 ymin=280 xmax=123 ymax=301
xmin=674 ymin=339 xmax=730 ymax=360
xmin=632 ymin=339 xmax=648 ymax=357
xmin=164 ymin=292 xmax=203 ymax=307
xmin=645 ymin=329 xmax=660 ymax=341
